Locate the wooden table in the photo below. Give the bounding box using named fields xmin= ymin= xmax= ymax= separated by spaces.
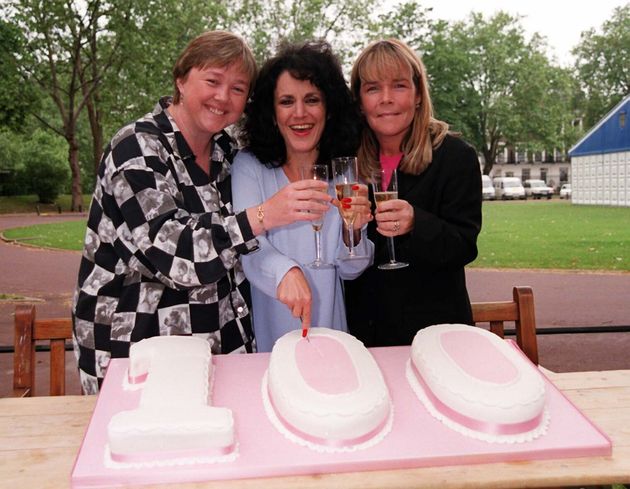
xmin=1 ymin=369 xmax=629 ymax=489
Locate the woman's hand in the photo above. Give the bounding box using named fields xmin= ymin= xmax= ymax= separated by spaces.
xmin=374 ymin=198 xmax=414 ymax=237
xmin=252 ymin=179 xmax=331 ymax=232
xmin=276 ymin=267 xmax=312 ymax=332
xmin=335 ymin=183 xmax=373 ymax=229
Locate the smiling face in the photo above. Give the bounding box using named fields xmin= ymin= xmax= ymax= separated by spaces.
xmin=175 ymin=63 xmax=250 ymax=141
xmin=274 ymin=71 xmax=326 ymax=165
xmin=358 ymin=64 xmax=420 ymax=154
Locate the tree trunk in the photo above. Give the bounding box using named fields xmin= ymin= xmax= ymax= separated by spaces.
xmin=67 ymin=134 xmax=83 ymax=212
xmin=79 ymin=38 xmax=104 ymax=174
xmin=85 ymin=93 xmax=104 ymax=173
xmin=482 ymin=147 xmax=494 ymax=175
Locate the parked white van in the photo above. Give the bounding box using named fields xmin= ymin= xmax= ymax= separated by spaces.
xmin=523 ymin=179 xmax=553 ymax=199
xmin=482 ymin=175 xmax=495 ymax=200
xmin=493 ymin=177 xmax=526 ymax=200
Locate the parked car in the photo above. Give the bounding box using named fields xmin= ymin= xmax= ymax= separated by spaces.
xmin=523 ymin=179 xmax=553 ymax=199
xmin=560 ymin=183 xmax=572 ymax=199
xmin=482 ymin=175 xmax=495 ymax=200
xmin=493 ymin=177 xmax=526 ymax=200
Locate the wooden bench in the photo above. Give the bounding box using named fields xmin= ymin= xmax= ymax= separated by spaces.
xmin=13 ymin=304 xmax=73 ymax=397
xmin=12 ymin=286 xmax=539 ymax=396
xmin=471 ymin=286 xmax=538 ymax=364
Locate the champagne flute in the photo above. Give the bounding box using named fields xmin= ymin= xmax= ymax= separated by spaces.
xmin=371 ymin=168 xmax=409 ymax=270
xmin=300 ymin=164 xmax=333 ymax=269
xmin=332 ymin=156 xmax=366 ymax=260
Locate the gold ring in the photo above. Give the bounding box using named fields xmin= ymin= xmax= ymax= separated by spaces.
xmin=393 ymin=221 xmax=400 ymax=232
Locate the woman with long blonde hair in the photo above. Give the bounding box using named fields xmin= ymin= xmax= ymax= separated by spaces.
xmin=345 ymin=38 xmax=482 ymax=347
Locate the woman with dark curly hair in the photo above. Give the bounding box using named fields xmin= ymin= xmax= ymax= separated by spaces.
xmin=232 ymin=40 xmax=374 ymax=351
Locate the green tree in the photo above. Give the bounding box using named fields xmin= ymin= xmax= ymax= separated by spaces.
xmin=366 ymin=0 xmax=432 ymax=46
xmin=0 ymin=128 xmax=26 ymax=195
xmin=5 ymin=0 xmax=219 ymax=208
xmin=422 ymin=12 xmax=574 ymax=174
xmin=6 ymin=0 xmax=139 ymax=210
xmin=227 ymin=0 xmax=378 ymax=65
xmin=0 ymin=20 xmax=38 ymax=131
xmin=573 ymin=3 xmax=630 ymax=127
xmin=16 ymin=129 xmax=69 ymax=203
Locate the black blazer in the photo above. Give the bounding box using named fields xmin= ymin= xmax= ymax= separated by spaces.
xmin=345 ymin=134 xmax=482 ymax=347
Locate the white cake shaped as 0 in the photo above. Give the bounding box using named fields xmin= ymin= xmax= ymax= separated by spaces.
xmin=407 ymin=324 xmax=549 ymax=443
xmin=263 ymin=327 xmax=393 ymax=452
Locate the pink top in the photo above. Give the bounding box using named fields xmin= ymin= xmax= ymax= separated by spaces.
xmin=380 ymin=153 xmax=403 ymax=172
xmin=379 ymin=153 xmax=403 ymax=189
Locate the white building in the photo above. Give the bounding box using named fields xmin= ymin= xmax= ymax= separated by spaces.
xmin=486 ymin=147 xmax=570 ymax=193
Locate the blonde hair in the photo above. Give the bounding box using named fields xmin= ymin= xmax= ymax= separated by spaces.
xmin=172 ymin=31 xmax=257 ymax=104
xmin=350 ymin=39 xmax=449 ymax=181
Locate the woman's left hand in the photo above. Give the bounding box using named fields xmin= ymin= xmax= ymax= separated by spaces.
xmin=374 ymin=198 xmax=414 ymax=237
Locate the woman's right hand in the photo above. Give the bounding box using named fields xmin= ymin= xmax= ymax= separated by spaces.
xmin=339 ymin=183 xmax=373 ymax=228
xmin=261 ymin=179 xmax=332 ymax=230
xmin=277 ymin=266 xmax=312 ymax=332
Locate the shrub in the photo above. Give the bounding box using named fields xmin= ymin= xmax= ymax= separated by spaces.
xmin=0 ymin=128 xmax=27 ymax=195
xmin=17 ymin=129 xmax=69 ymax=203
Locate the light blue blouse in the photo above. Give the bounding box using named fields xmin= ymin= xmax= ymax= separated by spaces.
xmin=232 ymin=150 xmax=374 ymax=352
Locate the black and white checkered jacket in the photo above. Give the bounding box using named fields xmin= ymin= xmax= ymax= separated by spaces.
xmin=72 ymin=97 xmax=258 ymax=394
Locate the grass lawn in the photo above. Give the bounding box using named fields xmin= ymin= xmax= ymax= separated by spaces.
xmin=2 ymin=220 xmax=87 ymax=251
xmin=0 ymin=194 xmax=92 ymax=214
xmin=2 ymin=199 xmax=630 ymax=271
xmin=474 ymin=200 xmax=630 ymax=271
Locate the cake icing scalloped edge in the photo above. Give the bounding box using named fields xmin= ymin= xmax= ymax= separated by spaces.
xmin=405 ymin=360 xmax=550 ymax=444
xmin=261 ymin=370 xmax=394 ymax=453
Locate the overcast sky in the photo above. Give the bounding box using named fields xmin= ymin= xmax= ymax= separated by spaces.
xmin=415 ymin=0 xmax=627 ymax=66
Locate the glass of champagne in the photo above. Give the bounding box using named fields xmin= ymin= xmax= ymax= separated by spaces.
xmin=332 ymin=156 xmax=366 ymax=260
xmin=371 ymin=168 xmax=409 ymax=270
xmin=300 ymin=164 xmax=333 ymax=269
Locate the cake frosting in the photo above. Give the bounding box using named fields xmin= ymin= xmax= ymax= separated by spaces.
xmin=262 ymin=327 xmax=393 ymax=452
xmin=106 ymin=336 xmax=237 ymax=467
xmin=406 ymin=324 xmax=549 ymax=443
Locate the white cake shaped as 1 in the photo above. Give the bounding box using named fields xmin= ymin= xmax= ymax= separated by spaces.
xmin=107 ymin=336 xmax=237 ymax=467
xmin=406 ymin=324 xmax=549 ymax=443
xmin=263 ymin=327 xmax=393 ymax=452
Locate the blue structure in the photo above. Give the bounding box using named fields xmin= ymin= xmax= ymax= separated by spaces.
xmin=568 ymin=94 xmax=630 ymax=206
xmin=570 ymin=94 xmax=630 ymax=157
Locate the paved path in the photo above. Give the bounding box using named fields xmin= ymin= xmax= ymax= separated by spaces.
xmin=466 ymin=268 xmax=630 ymax=374
xmin=0 ymin=214 xmax=85 ymax=396
xmin=1 ymin=214 xmax=629 ymax=396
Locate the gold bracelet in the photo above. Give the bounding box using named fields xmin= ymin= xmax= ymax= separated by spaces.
xmin=256 ymin=205 xmax=265 ymax=230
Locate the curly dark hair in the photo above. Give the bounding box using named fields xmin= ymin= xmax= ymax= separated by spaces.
xmin=238 ymin=40 xmax=360 ymax=169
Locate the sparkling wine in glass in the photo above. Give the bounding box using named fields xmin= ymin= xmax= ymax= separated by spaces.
xmin=371 ymin=168 xmax=409 ymax=270
xmin=300 ymin=164 xmax=333 ymax=269
xmin=332 ymin=156 xmax=366 ymax=260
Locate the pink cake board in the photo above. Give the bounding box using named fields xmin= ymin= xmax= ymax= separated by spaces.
xmin=71 ymin=344 xmax=611 ymax=488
